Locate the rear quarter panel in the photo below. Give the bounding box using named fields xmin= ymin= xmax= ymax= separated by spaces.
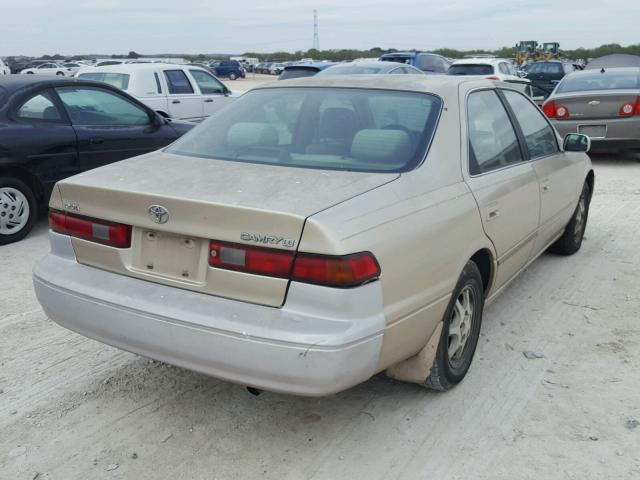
xmin=299 ymin=99 xmax=495 ymax=370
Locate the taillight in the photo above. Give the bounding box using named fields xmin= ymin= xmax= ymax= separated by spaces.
xmin=209 ymin=240 xmax=294 ymax=278
xmin=208 ymin=240 xmax=381 ymax=288
xmin=542 ymin=100 xmax=569 ymax=119
xmin=619 ymin=97 xmax=640 ymax=116
xmin=542 ymin=100 xmax=556 ymax=118
xmin=485 ymin=76 xmax=500 ymax=81
xmin=49 ymin=209 xmax=131 ymax=248
xmin=292 ymin=252 xmax=380 ymax=288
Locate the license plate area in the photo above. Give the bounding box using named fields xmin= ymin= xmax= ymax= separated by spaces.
xmin=578 ymin=125 xmax=606 ymax=139
xmin=130 ymin=229 xmax=208 ymax=284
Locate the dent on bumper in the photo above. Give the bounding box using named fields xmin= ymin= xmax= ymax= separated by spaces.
xmin=33 ymin=233 xmax=385 ymax=396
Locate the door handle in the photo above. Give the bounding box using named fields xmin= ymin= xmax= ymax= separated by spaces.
xmin=89 ymin=137 xmax=104 ymax=145
xmin=204 ymin=98 xmax=214 ymax=103
xmin=542 ymin=185 xmax=550 ymax=192
xmin=172 ymin=100 xmax=181 ymax=104
xmin=488 ymin=209 xmax=500 ymax=221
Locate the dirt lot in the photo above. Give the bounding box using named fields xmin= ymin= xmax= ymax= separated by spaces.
xmin=1 ymin=154 xmax=639 ymax=480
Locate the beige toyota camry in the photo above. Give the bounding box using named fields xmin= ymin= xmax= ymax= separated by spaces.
xmin=33 ymin=76 xmax=594 ymax=396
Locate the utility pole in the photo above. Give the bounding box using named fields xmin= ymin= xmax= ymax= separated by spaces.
xmin=313 ymin=9 xmax=320 ymax=50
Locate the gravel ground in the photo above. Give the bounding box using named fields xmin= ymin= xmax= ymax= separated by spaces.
xmin=1 ymin=154 xmax=639 ymax=480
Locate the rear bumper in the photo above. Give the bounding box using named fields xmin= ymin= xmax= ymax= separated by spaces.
xmin=552 ymin=118 xmax=640 ymax=151
xmin=33 ymin=233 xmax=385 ymax=396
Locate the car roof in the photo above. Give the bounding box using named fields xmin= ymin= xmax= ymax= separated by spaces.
xmin=451 ymin=58 xmax=510 ymax=65
xmin=78 ymin=63 xmax=201 ymax=74
xmin=565 ymin=66 xmax=640 ymax=77
xmin=256 ymin=73 xmax=492 ymax=94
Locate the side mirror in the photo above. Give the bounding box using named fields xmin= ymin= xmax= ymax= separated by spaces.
xmin=563 ymin=133 xmax=590 ymax=153
xmin=150 ymin=112 xmax=167 ymax=127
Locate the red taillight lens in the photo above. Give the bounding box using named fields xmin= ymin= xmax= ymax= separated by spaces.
xmin=48 ymin=209 xmax=131 ymax=248
xmin=542 ymin=100 xmax=556 ymax=118
xmin=619 ymin=98 xmax=640 ymax=116
xmin=543 ymin=100 xmax=569 ymax=119
xmin=292 ymin=252 xmax=380 ymax=288
xmin=208 ymin=240 xmax=381 ymax=287
xmin=209 ymin=240 xmax=295 ymax=278
xmin=485 ymin=76 xmax=500 ymax=81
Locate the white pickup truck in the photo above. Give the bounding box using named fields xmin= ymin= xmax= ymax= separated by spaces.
xmin=76 ymin=63 xmax=242 ymax=121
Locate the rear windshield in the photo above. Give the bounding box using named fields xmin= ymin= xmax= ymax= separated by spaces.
xmin=380 ymin=56 xmax=411 ymax=64
xmin=78 ymin=72 xmax=130 ymax=90
xmin=167 ymin=87 xmax=442 ymax=173
xmin=448 ymin=64 xmax=494 ymax=76
xmin=318 ymin=65 xmax=387 ymax=75
xmin=279 ymin=68 xmax=319 ymax=80
xmin=528 ymin=63 xmax=564 ymax=74
xmin=558 ymin=72 xmax=640 ymax=93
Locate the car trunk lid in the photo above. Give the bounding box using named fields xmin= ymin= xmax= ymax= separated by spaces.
xmin=54 ymin=151 xmax=398 ymax=306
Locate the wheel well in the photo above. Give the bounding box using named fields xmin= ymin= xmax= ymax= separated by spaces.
xmin=470 ymin=249 xmax=493 ymax=296
xmin=585 ymin=170 xmax=595 ymax=202
xmin=0 ymin=166 xmax=43 ymax=201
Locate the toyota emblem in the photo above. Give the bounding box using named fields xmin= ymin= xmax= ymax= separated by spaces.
xmin=148 ymin=205 xmax=169 ymax=224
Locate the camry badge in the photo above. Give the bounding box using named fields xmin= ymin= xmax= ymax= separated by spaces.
xmin=588 ymin=100 xmax=600 ymax=106
xmin=148 ymin=205 xmax=169 ymax=224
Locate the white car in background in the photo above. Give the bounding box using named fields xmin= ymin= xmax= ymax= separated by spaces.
xmin=0 ymin=58 xmax=10 ymax=75
xmin=20 ymin=62 xmax=73 ymax=76
xmin=448 ymin=57 xmax=522 ymax=81
xmin=61 ymin=62 xmax=85 ymax=75
xmin=76 ymin=63 xmax=242 ymax=121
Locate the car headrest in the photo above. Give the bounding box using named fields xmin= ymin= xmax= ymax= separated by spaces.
xmin=320 ymin=107 xmax=358 ymax=140
xmin=351 ymin=129 xmax=412 ymax=163
xmin=226 ymin=122 xmax=279 ymax=148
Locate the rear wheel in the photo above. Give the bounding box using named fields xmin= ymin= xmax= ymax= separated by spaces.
xmin=0 ymin=177 xmax=37 ymax=245
xmin=229 ymin=72 xmax=237 ymax=80
xmin=548 ymin=182 xmax=590 ymax=255
xmin=424 ymin=261 xmax=484 ymax=391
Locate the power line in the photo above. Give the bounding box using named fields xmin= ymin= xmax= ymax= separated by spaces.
xmin=313 ymin=9 xmax=319 ymax=50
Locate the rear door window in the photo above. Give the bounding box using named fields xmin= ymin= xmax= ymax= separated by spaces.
xmin=16 ymin=91 xmax=64 ymax=122
xmin=163 ymin=70 xmax=195 ymax=94
xmin=501 ymin=90 xmax=559 ymax=159
xmin=467 ymin=90 xmax=523 ymax=175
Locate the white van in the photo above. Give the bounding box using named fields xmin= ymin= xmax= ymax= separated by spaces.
xmin=76 ymin=63 xmax=242 ymax=121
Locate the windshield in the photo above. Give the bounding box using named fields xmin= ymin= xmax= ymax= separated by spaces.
xmin=279 ymin=68 xmax=319 ymax=80
xmin=448 ymin=64 xmax=493 ymax=76
xmin=167 ymin=87 xmax=442 ymax=173
xmin=558 ymin=71 xmax=640 ymax=93
xmin=78 ymin=72 xmax=131 ymax=90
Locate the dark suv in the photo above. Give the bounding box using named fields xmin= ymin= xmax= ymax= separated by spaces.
xmin=379 ymin=52 xmax=450 ymax=74
xmin=209 ymin=60 xmax=245 ymax=80
xmin=525 ymin=61 xmax=577 ymax=97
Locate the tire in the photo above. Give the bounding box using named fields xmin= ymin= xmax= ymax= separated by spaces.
xmin=548 ymin=182 xmax=590 ymax=255
xmin=0 ymin=177 xmax=38 ymax=245
xmin=228 ymin=72 xmax=237 ymax=80
xmin=424 ymin=261 xmax=484 ymax=391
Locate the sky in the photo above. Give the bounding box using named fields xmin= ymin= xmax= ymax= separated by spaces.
xmin=1 ymin=0 xmax=639 ymax=56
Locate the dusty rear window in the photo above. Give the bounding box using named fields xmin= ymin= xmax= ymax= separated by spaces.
xmin=78 ymin=72 xmax=130 ymax=90
xmin=558 ymin=72 xmax=640 ymax=92
xmin=448 ymin=64 xmax=494 ymax=76
xmin=167 ymin=87 xmax=442 ymax=173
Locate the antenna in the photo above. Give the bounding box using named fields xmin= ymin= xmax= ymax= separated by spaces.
xmin=313 ymin=9 xmax=320 ymax=50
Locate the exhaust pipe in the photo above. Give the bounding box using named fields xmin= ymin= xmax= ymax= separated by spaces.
xmin=246 ymin=386 xmax=263 ymax=396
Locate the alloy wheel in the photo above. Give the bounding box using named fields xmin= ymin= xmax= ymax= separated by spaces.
xmin=448 ymin=285 xmax=476 ymax=368
xmin=0 ymin=187 xmax=30 ymax=235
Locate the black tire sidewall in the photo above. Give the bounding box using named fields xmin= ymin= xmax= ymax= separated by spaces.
xmin=434 ymin=262 xmax=485 ymax=385
xmin=0 ymin=176 xmax=38 ymax=245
